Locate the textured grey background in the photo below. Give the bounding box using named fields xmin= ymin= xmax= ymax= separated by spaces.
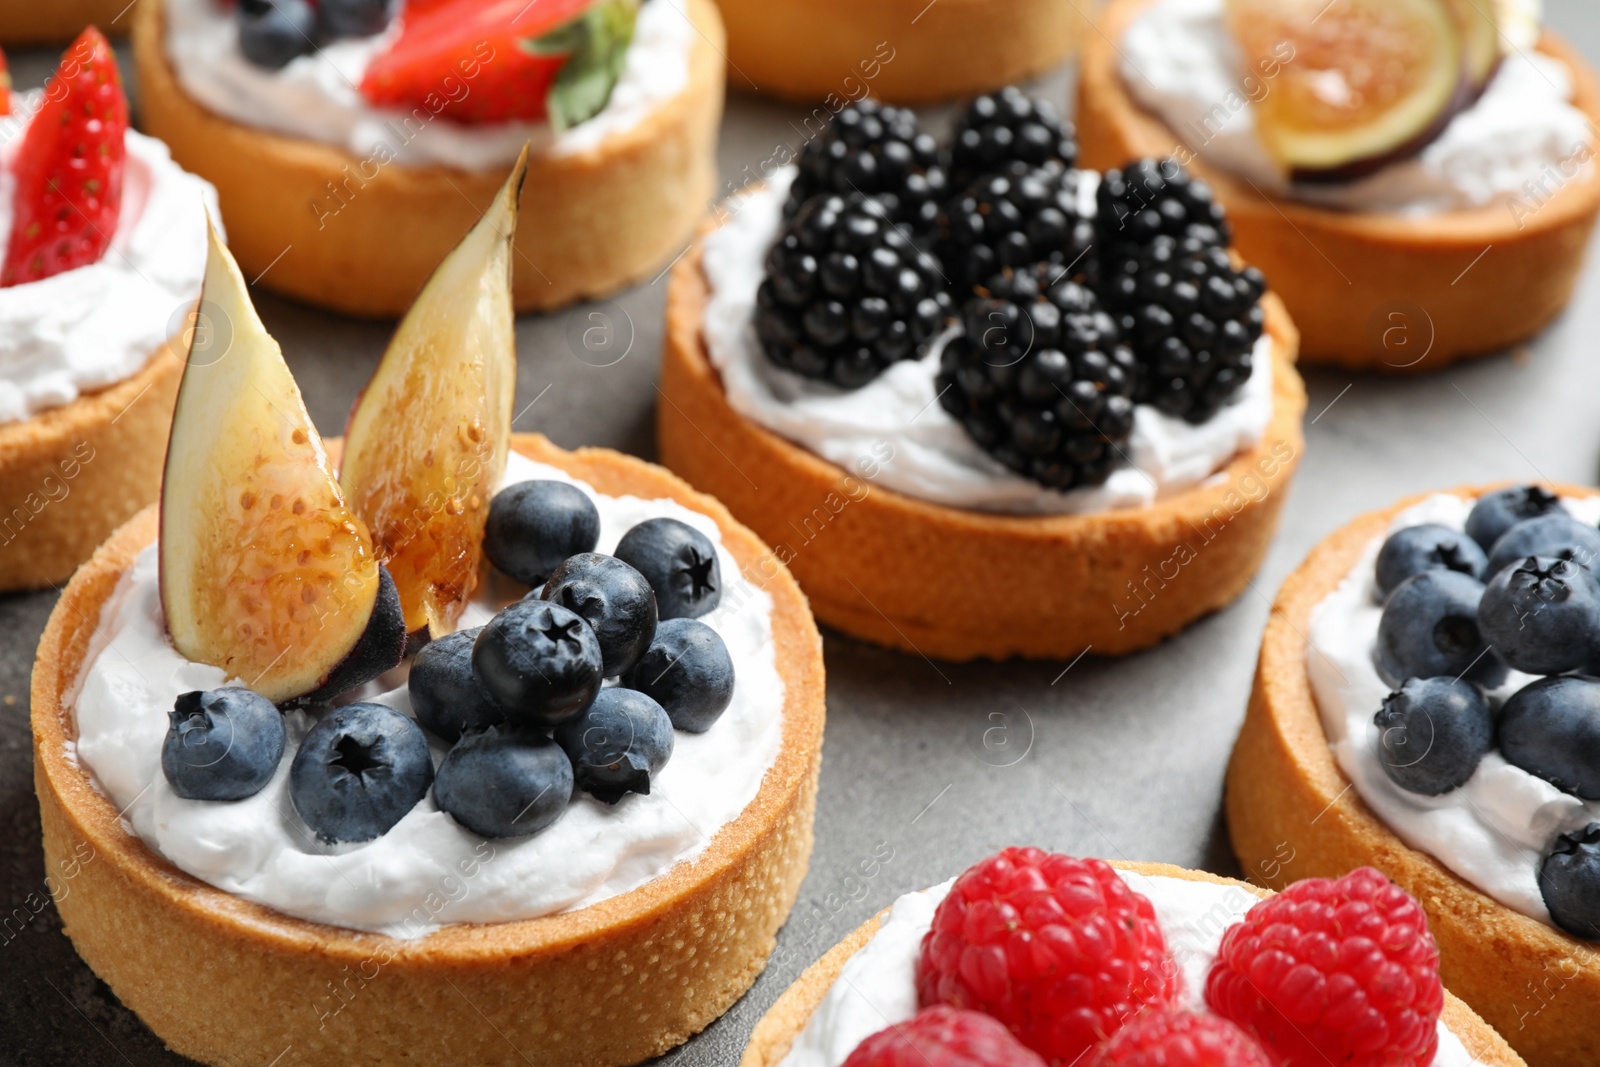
xmin=3 ymin=2 xmax=1600 ymax=1063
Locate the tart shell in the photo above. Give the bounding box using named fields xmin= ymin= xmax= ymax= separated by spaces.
xmin=1076 ymin=0 xmax=1600 ymax=372
xmin=130 ymin=0 xmax=725 ymax=318
xmin=660 ymin=238 xmax=1306 ymax=661
xmin=0 ymin=342 xmax=181 ymax=593
xmin=1226 ymin=483 xmax=1600 ymax=1067
xmin=0 ymin=0 xmax=128 ymax=44
xmin=30 ymin=434 xmax=827 ymax=1067
xmin=738 ymin=861 xmax=1525 ymax=1067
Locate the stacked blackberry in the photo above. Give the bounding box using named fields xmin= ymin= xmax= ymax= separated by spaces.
xmin=783 ymin=98 xmax=947 ymax=237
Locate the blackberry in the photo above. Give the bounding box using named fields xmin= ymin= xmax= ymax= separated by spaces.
xmin=784 ymin=99 xmax=947 ymax=237
xmin=757 ymin=193 xmax=952 ymax=388
xmin=1095 ymin=157 xmax=1230 ymax=262
xmin=939 ymin=162 xmax=1097 ymax=295
xmin=938 ymin=266 xmax=1138 ymax=491
xmin=949 ymin=86 xmax=1077 ymax=190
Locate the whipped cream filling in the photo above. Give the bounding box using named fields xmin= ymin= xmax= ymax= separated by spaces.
xmin=0 ymin=99 xmax=217 ymax=426
xmin=1119 ymin=0 xmax=1592 ymax=216
xmin=700 ymin=167 xmax=1275 ymax=516
xmin=1310 ymin=494 xmax=1600 ymax=927
xmin=69 ymin=451 xmax=785 ymax=938
xmin=778 ymin=870 xmax=1474 ymax=1067
xmin=163 ymin=0 xmax=696 ymax=169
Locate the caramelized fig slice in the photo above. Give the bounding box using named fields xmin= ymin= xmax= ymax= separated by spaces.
xmin=339 ymin=147 xmax=529 ymax=637
xmin=161 ymin=223 xmax=400 ymax=704
xmin=1226 ymin=0 xmax=1466 ymax=180
xmin=1448 ymin=0 xmax=1502 ymax=94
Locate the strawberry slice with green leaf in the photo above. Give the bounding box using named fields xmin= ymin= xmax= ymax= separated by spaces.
xmin=2 ymin=27 xmax=128 ymax=288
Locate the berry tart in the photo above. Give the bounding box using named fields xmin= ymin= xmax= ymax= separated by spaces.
xmin=0 ymin=0 xmax=127 ymax=45
xmin=662 ymin=92 xmax=1305 ymax=661
xmin=1229 ymin=483 xmax=1600 ymax=1066
xmin=31 ymin=161 xmax=825 ymax=1067
xmin=0 ymin=30 xmax=218 ymax=591
xmin=131 ymin=0 xmax=724 ymax=317
xmin=1077 ymin=0 xmax=1600 ymax=370
xmin=741 ymin=848 xmax=1522 ymax=1067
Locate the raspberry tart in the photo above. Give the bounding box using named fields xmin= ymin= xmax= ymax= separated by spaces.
xmin=662 ymin=92 xmax=1305 ymax=661
xmin=741 ymin=849 xmax=1522 ymax=1067
xmin=1077 ymin=0 xmax=1600 ymax=370
xmin=0 ymin=30 xmax=218 ymax=591
xmin=1229 ymin=483 xmax=1600 ymax=1067
xmin=131 ymin=0 xmax=723 ymax=317
xmin=32 ymin=160 xmax=824 ymax=1067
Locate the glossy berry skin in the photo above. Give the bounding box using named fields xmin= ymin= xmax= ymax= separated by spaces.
xmin=915 ymin=848 xmax=1179 ymax=1064
xmin=408 ymin=627 xmax=502 ymax=742
xmin=483 ymin=479 xmax=601 ymax=586
xmin=1082 ymin=1009 xmax=1274 ymax=1067
xmin=949 ymin=86 xmax=1077 ymax=191
xmin=319 ymin=0 xmax=395 ymax=37
xmin=1374 ymin=677 xmax=1494 ymax=796
xmin=785 ymin=99 xmax=948 ymax=237
xmin=433 ymin=726 xmax=573 ymax=839
xmin=1478 ymin=556 xmax=1600 ymax=675
xmin=1485 ymin=513 xmax=1600 ymax=577
xmin=473 ymin=599 xmax=604 ymax=728
xmin=1096 ymin=158 xmax=1231 ymax=257
xmin=1205 ymin=867 xmax=1444 ymax=1067
xmin=554 ymin=688 xmax=674 ymax=804
xmin=162 ymin=688 xmax=286 ymax=801
xmin=1374 ymin=523 xmax=1488 ymax=597
xmin=237 ymin=0 xmax=318 ymax=70
xmin=1540 ymin=823 xmax=1600 ymax=940
xmin=613 ymin=518 xmax=722 ymax=620
xmin=289 ymin=703 xmax=434 ymax=844
xmin=1499 ymin=675 xmax=1600 ymax=799
xmin=842 ymin=1006 xmax=1046 ymax=1067
xmin=938 ymin=162 xmax=1098 ymax=293
xmin=1464 ymin=484 xmax=1565 ymax=550
xmin=622 ymin=618 xmax=736 ymax=733
xmin=1375 ymin=570 xmax=1494 ymax=687
xmin=540 ymin=553 xmax=658 ymax=676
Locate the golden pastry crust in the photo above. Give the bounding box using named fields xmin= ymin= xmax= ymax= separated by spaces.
xmin=131 ymin=0 xmax=725 ymax=318
xmin=1227 ymin=483 xmax=1600 ymax=1067
xmin=0 ymin=0 xmax=127 ymax=44
xmin=717 ymin=0 xmax=1080 ymax=105
xmin=739 ymin=861 xmax=1525 ymax=1067
xmin=1076 ymin=0 xmax=1600 ymax=371
xmin=30 ymin=433 xmax=827 ymax=1067
xmin=0 ymin=342 xmax=181 ymax=593
xmin=659 ymin=234 xmax=1306 ymax=661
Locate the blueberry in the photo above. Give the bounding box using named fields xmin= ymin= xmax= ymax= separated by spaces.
xmin=289 ymin=703 xmax=433 ymax=844
xmin=540 ymin=553 xmax=657 ymax=676
xmin=161 ymin=688 xmax=285 ymax=801
xmin=472 ymin=599 xmax=603 ymax=729
xmin=1373 ymin=677 xmax=1493 ymax=796
xmin=238 ymin=0 xmax=317 ymax=70
xmin=318 ymin=0 xmax=394 ymax=37
xmin=408 ymin=628 xmax=502 ymax=742
xmin=622 ymin=619 xmax=736 ymax=733
xmin=1376 ymin=570 xmax=1495 ymax=687
xmin=433 ymin=726 xmax=574 ymax=839
xmin=1486 ymin=513 xmax=1600 ymax=577
xmin=1479 ymin=556 xmax=1600 ymax=675
xmin=1500 ymin=676 xmax=1600 ymax=799
xmin=483 ymin=480 xmax=600 ymax=587
xmin=1541 ymin=823 xmax=1600 ymax=940
xmin=612 ymin=518 xmax=723 ymax=620
xmin=554 ymin=689 xmax=674 ymax=804
xmin=1465 ymin=485 xmax=1565 ymax=550
xmin=1374 ymin=524 xmax=1488 ymax=598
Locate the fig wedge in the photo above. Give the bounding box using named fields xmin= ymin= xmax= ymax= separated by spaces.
xmin=1226 ymin=0 xmax=1466 ymax=180
xmin=339 ymin=149 xmax=528 ymax=637
xmin=161 ymin=223 xmax=403 ymax=704
xmin=1448 ymin=0 xmax=1502 ymax=95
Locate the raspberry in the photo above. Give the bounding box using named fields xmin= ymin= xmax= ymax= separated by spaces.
xmin=1205 ymin=868 xmax=1444 ymax=1067
xmin=842 ymin=1006 xmax=1047 ymax=1067
xmin=1084 ymin=1009 xmax=1274 ymax=1067
xmin=916 ymin=848 xmax=1180 ymax=1063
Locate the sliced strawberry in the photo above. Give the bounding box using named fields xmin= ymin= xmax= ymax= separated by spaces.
xmin=1 ymin=28 xmax=128 ymax=287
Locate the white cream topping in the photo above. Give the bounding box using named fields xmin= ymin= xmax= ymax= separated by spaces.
xmin=0 ymin=99 xmax=216 ymax=426
xmin=778 ymin=871 xmax=1474 ymax=1067
xmin=69 ymin=451 xmax=785 ymax=938
xmin=701 ymin=167 xmax=1275 ymax=516
xmin=1119 ymin=0 xmax=1593 ymax=217
xmin=1309 ymin=493 xmax=1600 ymax=926
xmin=163 ymin=0 xmax=696 ymax=169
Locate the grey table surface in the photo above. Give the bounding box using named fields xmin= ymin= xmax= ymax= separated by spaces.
xmin=5 ymin=3 xmax=1600 ymax=1063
